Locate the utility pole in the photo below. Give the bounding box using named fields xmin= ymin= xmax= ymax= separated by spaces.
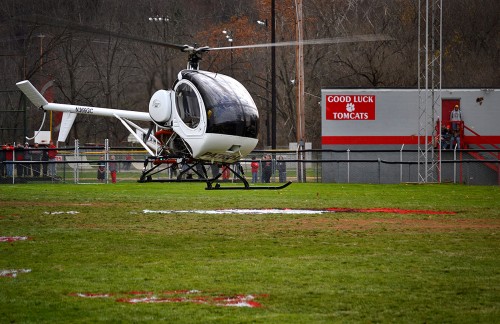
xmin=295 ymin=0 xmax=306 ymax=182
xmin=295 ymin=0 xmax=305 ymax=144
xmin=271 ymin=0 xmax=277 ymax=149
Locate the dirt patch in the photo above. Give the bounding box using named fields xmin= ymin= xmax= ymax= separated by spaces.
xmin=326 ymin=207 xmax=455 ymax=215
xmin=287 ymin=218 xmax=500 ymax=232
xmin=0 ymin=201 xmax=113 ymax=208
xmin=142 ymin=209 xmax=498 ymax=233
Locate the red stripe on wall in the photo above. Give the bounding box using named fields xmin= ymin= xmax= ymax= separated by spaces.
xmin=462 ymin=136 xmax=500 ymax=145
xmin=322 ymin=135 xmax=500 ymax=145
xmin=322 ymin=136 xmax=427 ymax=145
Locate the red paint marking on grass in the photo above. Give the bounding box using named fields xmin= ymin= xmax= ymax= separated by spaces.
xmin=326 ymin=207 xmax=455 ymax=215
xmin=69 ymin=292 xmax=112 ymax=298
xmin=44 ymin=211 xmax=80 ymax=215
xmin=0 ymin=269 xmax=31 ymax=278
xmin=117 ymin=294 xmax=264 ymax=307
xmin=71 ymin=290 xmax=267 ymax=308
xmin=0 ymin=236 xmax=31 ymax=243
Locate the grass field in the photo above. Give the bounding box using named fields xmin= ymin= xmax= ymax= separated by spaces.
xmin=0 ymin=182 xmax=499 ymax=323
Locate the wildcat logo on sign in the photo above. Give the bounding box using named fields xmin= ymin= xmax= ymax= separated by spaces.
xmin=326 ymin=95 xmax=376 ymax=120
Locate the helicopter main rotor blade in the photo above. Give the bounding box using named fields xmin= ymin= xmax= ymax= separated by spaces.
xmin=14 ymin=15 xmax=393 ymax=56
xmin=208 ymin=34 xmax=394 ymax=51
xmin=14 ymin=14 xmax=188 ymax=52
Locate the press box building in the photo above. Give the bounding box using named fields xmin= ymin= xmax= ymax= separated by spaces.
xmin=321 ymin=88 xmax=500 ymax=185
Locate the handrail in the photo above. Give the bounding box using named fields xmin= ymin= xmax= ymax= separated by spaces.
xmin=462 ymin=124 xmax=500 ymax=167
xmin=463 ymin=124 xmax=500 ymax=150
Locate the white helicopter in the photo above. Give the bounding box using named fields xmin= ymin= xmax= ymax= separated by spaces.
xmin=16 ymin=16 xmax=392 ymax=189
xmin=17 ymin=64 xmax=264 ymax=189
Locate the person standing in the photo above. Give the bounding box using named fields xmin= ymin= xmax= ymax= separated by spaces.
xmin=30 ymin=143 xmax=42 ymax=177
xmin=41 ymin=144 xmax=49 ymax=177
xmin=97 ymin=156 xmax=106 ymax=182
xmin=15 ymin=144 xmax=25 ymax=177
xmin=261 ymin=154 xmax=272 ymax=183
xmin=277 ymin=156 xmax=287 ymax=183
xmin=0 ymin=143 xmax=5 ymax=177
xmin=210 ymin=163 xmax=219 ymax=179
xmin=250 ymin=156 xmax=259 ymax=183
xmin=450 ymin=104 xmax=463 ymax=149
xmin=222 ymin=164 xmax=230 ymax=180
xmin=232 ymin=162 xmax=242 ymax=180
xmin=450 ymin=104 xmax=462 ymax=132
xmin=124 ymin=153 xmax=132 ymax=170
xmin=47 ymin=141 xmax=58 ymax=177
xmin=170 ymin=162 xmax=178 ymax=179
xmin=24 ymin=143 xmax=32 ymax=177
xmin=109 ymin=155 xmax=117 ymax=183
xmin=4 ymin=143 xmax=14 ymax=177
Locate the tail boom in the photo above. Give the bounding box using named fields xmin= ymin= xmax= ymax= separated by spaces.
xmin=16 ymin=80 xmax=151 ymax=122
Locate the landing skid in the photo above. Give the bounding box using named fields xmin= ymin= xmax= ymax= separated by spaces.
xmin=138 ymin=158 xmax=291 ymax=190
xmin=206 ymin=180 xmax=292 ymax=190
xmin=205 ymin=164 xmax=292 ymax=190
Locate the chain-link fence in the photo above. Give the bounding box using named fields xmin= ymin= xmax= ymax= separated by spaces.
xmin=1 ymin=145 xmax=499 ymax=185
xmin=0 ymin=141 xmax=148 ymax=184
xmin=318 ymin=149 xmax=499 ymax=185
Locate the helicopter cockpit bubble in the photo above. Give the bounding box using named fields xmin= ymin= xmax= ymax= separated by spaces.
xmin=178 ymin=70 xmax=259 ymax=138
xmin=149 ymin=89 xmax=174 ymax=127
xmin=169 ymin=70 xmax=259 ymax=162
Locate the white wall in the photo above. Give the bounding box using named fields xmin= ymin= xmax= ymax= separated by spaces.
xmin=321 ymin=89 xmax=500 ymax=139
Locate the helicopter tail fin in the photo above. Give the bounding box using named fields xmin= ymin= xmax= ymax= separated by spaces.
xmin=17 ymin=80 xmax=76 ymax=143
xmin=58 ymin=112 xmax=77 ymax=142
xmin=16 ymin=80 xmax=49 ymax=108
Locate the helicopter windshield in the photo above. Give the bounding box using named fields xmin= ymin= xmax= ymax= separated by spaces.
xmin=179 ymin=70 xmax=259 ymax=138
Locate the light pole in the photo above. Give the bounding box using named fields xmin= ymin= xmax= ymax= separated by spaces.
xmin=257 ymin=19 xmax=271 ymax=147
xmin=271 ymin=0 xmax=276 ymax=150
xmin=148 ymin=15 xmax=170 ymax=37
xmin=222 ymin=29 xmax=234 ymax=75
xmin=148 ymin=16 xmax=170 ymax=23
xmin=148 ymin=15 xmax=172 ymax=87
xmin=148 ymin=15 xmax=171 ymax=43
xmin=257 ymin=1 xmax=276 ymax=150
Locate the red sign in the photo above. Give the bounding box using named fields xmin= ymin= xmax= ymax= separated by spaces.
xmin=326 ymin=95 xmax=376 ymax=120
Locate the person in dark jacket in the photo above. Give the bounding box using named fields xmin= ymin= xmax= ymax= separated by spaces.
xmin=261 ymin=154 xmax=272 ymax=183
xmin=277 ymin=156 xmax=287 ymax=183
xmin=24 ymin=143 xmax=32 ymax=177
xmin=15 ymin=144 xmax=25 ymax=177
xmin=30 ymin=143 xmax=42 ymax=177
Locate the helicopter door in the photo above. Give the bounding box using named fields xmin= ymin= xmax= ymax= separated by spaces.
xmin=172 ymin=80 xmax=206 ymax=138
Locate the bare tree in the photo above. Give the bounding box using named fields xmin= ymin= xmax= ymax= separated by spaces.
xmin=1 ymin=0 xmax=497 ymax=146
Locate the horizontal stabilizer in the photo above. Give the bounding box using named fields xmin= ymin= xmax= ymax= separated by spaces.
xmin=16 ymin=80 xmax=49 ymax=107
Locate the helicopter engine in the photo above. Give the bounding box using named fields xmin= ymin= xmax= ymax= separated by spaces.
xmin=149 ymin=89 xmax=174 ymax=127
xmin=149 ymin=69 xmax=259 ymax=163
